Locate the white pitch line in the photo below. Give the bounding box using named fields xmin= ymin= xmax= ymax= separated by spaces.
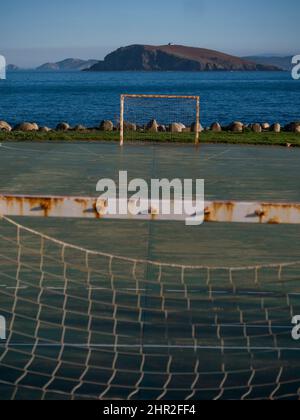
xmin=202 ymin=148 xmax=232 ymax=162
xmin=1 ymin=285 xmax=298 ymax=297
xmin=87 ymin=287 xmax=147 ymax=292
xmin=0 ymin=143 xmax=97 ymax=158
xmin=217 ymin=324 xmax=291 ymax=329
xmin=1 ymin=344 xmax=300 ymax=351
xmin=126 ymin=289 xmax=147 ymax=292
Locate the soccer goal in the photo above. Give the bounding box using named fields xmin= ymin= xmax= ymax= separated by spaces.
xmin=120 ymin=94 xmax=201 ymax=146
xmin=1 ymin=196 xmax=300 ymax=400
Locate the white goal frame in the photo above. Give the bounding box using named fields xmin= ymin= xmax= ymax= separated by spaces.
xmin=120 ymin=94 xmax=201 ymax=146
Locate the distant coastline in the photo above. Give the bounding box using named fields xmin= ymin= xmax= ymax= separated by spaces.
xmin=6 ymin=45 xmax=291 ymax=72
xmin=86 ymin=44 xmax=282 ymax=72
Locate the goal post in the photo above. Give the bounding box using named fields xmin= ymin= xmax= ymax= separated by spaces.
xmin=120 ymin=94 xmax=201 ymax=146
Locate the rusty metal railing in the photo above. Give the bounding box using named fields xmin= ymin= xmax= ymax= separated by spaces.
xmin=1 ymin=195 xmax=300 ymax=224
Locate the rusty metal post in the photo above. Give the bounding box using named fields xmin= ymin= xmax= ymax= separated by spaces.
xmin=120 ymin=95 xmax=125 ymax=146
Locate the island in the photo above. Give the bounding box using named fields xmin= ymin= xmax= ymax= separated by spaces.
xmin=87 ymin=44 xmax=281 ymax=72
xmin=36 ymin=58 xmax=98 ymax=71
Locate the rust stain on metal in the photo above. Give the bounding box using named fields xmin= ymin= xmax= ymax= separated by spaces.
xmin=204 ymin=207 xmax=212 ymax=223
xmin=93 ymin=201 xmax=101 ymax=219
xmin=2 ymin=195 xmax=63 ymax=217
xmin=268 ymin=217 xmax=281 ymax=225
xmin=205 ymin=201 xmax=235 ymax=222
xmin=27 ymin=197 xmax=64 ymax=217
xmin=149 ymin=206 xmax=159 ymax=221
xmin=74 ymin=198 xmax=89 ymax=206
xmin=74 ymin=198 xmax=100 ymax=219
xmin=262 ymin=203 xmax=300 ymax=210
xmin=255 ymin=209 xmax=266 ymax=224
xmin=94 ymin=199 xmax=108 ymax=219
xmin=74 ymin=198 xmax=91 ymax=216
xmin=3 ymin=195 xmax=24 ymax=216
xmin=255 ymin=208 xmax=265 ymax=216
xmin=261 ymin=203 xmax=300 ymax=225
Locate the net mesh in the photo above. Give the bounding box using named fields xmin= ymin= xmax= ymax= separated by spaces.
xmin=0 ymin=215 xmax=300 ymax=400
xmin=122 ymin=96 xmax=199 ymax=143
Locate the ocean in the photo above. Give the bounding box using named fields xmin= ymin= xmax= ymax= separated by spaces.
xmin=0 ymin=70 xmax=299 ymax=128
xmin=1 ymin=71 xmax=300 ymax=401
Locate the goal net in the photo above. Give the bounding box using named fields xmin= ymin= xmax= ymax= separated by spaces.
xmin=120 ymin=95 xmax=201 ymax=146
xmin=1 ymin=212 xmax=300 ymax=400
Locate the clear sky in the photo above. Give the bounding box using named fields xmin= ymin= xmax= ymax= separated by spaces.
xmin=0 ymin=0 xmax=298 ymax=67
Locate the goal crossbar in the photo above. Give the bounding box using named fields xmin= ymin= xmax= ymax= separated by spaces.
xmin=1 ymin=194 xmax=300 ymax=224
xmin=121 ymin=94 xmax=200 ymax=100
xmin=120 ymin=94 xmax=201 ymax=146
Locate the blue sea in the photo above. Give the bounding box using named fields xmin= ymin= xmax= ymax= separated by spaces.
xmin=0 ymin=71 xmax=299 ymax=128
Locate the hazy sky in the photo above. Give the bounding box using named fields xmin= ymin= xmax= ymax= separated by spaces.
xmin=0 ymin=0 xmax=298 ymax=67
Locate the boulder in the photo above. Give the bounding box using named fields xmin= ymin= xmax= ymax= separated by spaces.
xmin=39 ymin=126 xmax=51 ymax=132
xmin=0 ymin=121 xmax=12 ymax=132
xmin=100 ymin=120 xmax=114 ymax=131
xmin=56 ymin=122 xmax=70 ymax=131
xmin=73 ymin=124 xmax=86 ymax=131
xmin=117 ymin=121 xmax=136 ymax=131
xmin=210 ymin=122 xmax=222 ymax=132
xmin=229 ymin=121 xmax=244 ymax=133
xmin=191 ymin=122 xmax=204 ymax=133
xmin=146 ymin=119 xmax=159 ymax=132
xmin=158 ymin=125 xmax=167 ymax=132
xmin=261 ymin=122 xmax=270 ymax=130
xmin=31 ymin=123 xmax=39 ymax=131
xmin=251 ymin=123 xmax=262 ymax=133
xmin=170 ymin=123 xmax=183 ymax=133
xmin=124 ymin=122 xmax=137 ymax=132
xmin=292 ymin=122 xmax=300 ymax=133
xmin=285 ymin=122 xmax=300 ymax=133
xmin=271 ymin=123 xmax=281 ymax=133
xmin=14 ymin=122 xmax=39 ymax=132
